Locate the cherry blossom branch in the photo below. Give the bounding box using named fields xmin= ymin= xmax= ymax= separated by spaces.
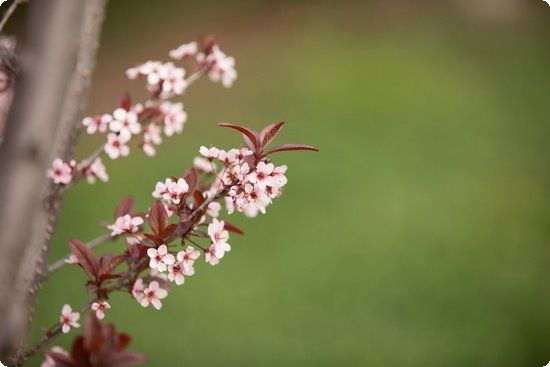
xmin=0 ymin=0 xmax=26 ymax=33
xmin=46 ymin=233 xmax=113 ymax=276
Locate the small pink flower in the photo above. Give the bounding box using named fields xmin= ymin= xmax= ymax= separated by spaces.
xmin=207 ymin=201 xmax=221 ymax=218
xmin=194 ymin=156 xmax=216 ymax=173
xmin=108 ymin=214 xmax=144 ymax=236
xmin=48 ymin=158 xmax=75 ymax=185
xmin=110 ymin=108 xmax=141 ymax=139
xmin=208 ymin=218 xmax=229 ymax=246
xmin=41 ymin=346 xmax=69 ymax=367
xmin=158 ymin=63 xmax=187 ymax=96
xmin=142 ymin=123 xmax=162 ymax=157
xmin=64 ymin=254 xmax=78 ymax=265
xmin=248 ymin=161 xmax=276 ymax=189
xmin=82 ymin=114 xmax=111 ymax=134
xmin=132 ymin=278 xmax=145 ymax=303
xmin=140 ymin=281 xmax=168 ymax=310
xmin=160 ymin=102 xmax=187 ymax=136
xmin=169 ymin=41 xmax=198 ymax=60
xmin=91 ymin=301 xmax=111 ymax=320
xmin=59 ymin=304 xmax=80 ymax=334
xmin=205 ymin=244 xmax=220 ymax=266
xmin=197 ymin=45 xmax=237 ymax=88
xmin=147 ymin=244 xmax=175 ymax=272
xmin=153 ymin=177 xmax=189 ymax=205
xmin=104 ymin=133 xmax=130 ymax=159
xmin=199 ymin=146 xmax=220 ymax=160
xmin=218 ymin=149 xmax=239 ymax=165
xmin=84 ymin=157 xmax=109 ymax=184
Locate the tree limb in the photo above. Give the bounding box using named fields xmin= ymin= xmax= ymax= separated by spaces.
xmin=0 ymin=0 xmax=109 ymax=359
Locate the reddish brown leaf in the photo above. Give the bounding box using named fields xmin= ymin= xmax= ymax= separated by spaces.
xmin=259 ymin=121 xmax=285 ymax=151
xmin=218 ymin=122 xmax=259 ymax=149
xmin=116 ymin=333 xmax=132 ymax=351
xmin=224 ymin=221 xmax=245 ymax=235
xmin=69 ymin=239 xmax=99 ymax=277
xmin=84 ymin=314 xmax=105 ymax=355
xmin=148 ymin=200 xmax=168 ymax=236
xmin=193 ymin=190 xmax=205 ymax=207
xmin=119 ymin=92 xmax=132 ymax=111
xmin=114 ymin=197 xmax=134 ymax=218
xmin=183 ymin=168 xmax=197 ymax=191
xmin=99 ymin=273 xmax=123 ymax=282
xmin=104 ymin=351 xmax=147 ymax=367
xmin=46 ymin=351 xmax=77 ymax=366
xmin=264 ymin=144 xmax=319 ymax=156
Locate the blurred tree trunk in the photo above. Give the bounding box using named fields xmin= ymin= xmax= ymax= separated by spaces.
xmin=0 ymin=0 xmax=107 ymax=361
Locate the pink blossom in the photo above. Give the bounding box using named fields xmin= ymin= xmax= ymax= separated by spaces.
xmin=91 ymin=301 xmax=111 ymax=320
xmin=199 ymin=146 xmax=220 ymax=160
xmin=82 ymin=114 xmax=111 ymax=134
xmin=59 ymin=304 xmax=80 ymax=334
xmin=169 ymin=41 xmax=198 ymax=60
xmin=160 ymin=101 xmax=187 ymax=136
xmin=48 ymin=158 xmax=75 ymax=185
xmin=104 ymin=133 xmax=130 ymax=159
xmin=110 ymin=108 xmax=141 ymax=139
xmin=197 ymin=45 xmax=237 ymax=88
xmin=147 ymin=244 xmax=175 ymax=272
xmin=153 ymin=177 xmax=189 ymax=205
xmin=207 ymin=201 xmax=221 ymax=218
xmin=132 ymin=278 xmax=145 ymax=303
xmin=208 ymin=218 xmax=229 ymax=246
xmin=108 ymin=214 xmax=144 ymax=236
xmin=178 ymin=246 xmax=200 ymax=273
xmin=64 ymin=254 xmax=78 ymax=265
xmin=248 ymin=161 xmax=276 ymax=189
xmin=41 ymin=346 xmax=69 ymax=367
xmin=158 ymin=63 xmax=187 ymax=96
xmin=194 ymin=156 xmax=216 ymax=173
xmin=205 ymin=244 xmax=220 ymax=266
xmin=84 ymin=157 xmax=109 ymax=184
xmin=140 ymin=281 xmax=168 ymax=310
xmin=218 ymin=148 xmax=240 ymax=165
xmin=142 ymin=123 xmax=162 ymax=157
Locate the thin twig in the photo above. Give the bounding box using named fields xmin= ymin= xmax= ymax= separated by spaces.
xmin=0 ymin=0 xmax=25 ymax=34
xmin=46 ymin=233 xmax=113 ymax=275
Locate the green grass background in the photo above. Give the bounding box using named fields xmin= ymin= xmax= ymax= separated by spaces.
xmin=26 ymin=1 xmax=550 ymax=366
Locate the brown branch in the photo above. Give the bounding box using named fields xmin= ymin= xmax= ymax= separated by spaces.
xmin=0 ymin=0 xmax=109 ymax=360
xmin=0 ymin=0 xmax=26 ymax=34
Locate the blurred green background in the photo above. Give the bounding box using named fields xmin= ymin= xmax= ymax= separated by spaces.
xmin=24 ymin=0 xmax=550 ymax=366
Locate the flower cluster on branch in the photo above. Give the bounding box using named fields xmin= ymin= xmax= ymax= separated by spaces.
xmin=31 ymin=36 xmax=318 ymax=367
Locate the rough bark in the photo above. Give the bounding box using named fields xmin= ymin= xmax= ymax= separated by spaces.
xmin=0 ymin=0 xmax=108 ymax=361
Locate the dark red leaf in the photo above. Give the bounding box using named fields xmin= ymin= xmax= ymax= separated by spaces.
xmin=264 ymin=144 xmax=319 ymax=156
xmin=71 ymin=337 xmax=90 ymax=367
xmin=103 ymin=351 xmax=147 ymax=367
xmin=114 ymin=197 xmax=134 ymax=218
xmin=183 ymin=168 xmax=197 ymax=191
xmin=84 ymin=314 xmax=105 ymax=355
xmin=99 ymin=273 xmax=123 ymax=282
xmin=148 ymin=200 xmax=168 ymax=237
xmin=218 ymin=122 xmax=259 ymax=149
xmin=100 ymin=254 xmax=127 ymax=275
xmin=241 ymin=133 xmax=257 ymax=152
xmin=143 ymin=233 xmax=163 ymax=247
xmin=193 ymin=190 xmax=205 ymax=207
xmin=259 ymin=121 xmax=285 ymax=152
xmin=224 ymin=221 xmax=245 ymax=235
xmin=119 ymin=92 xmax=132 ymax=111
xmin=162 ymin=223 xmax=177 ymax=238
xmin=69 ymin=239 xmax=99 ymax=277
xmin=116 ymin=333 xmax=132 ymax=351
xmin=46 ymin=351 xmax=77 ymax=366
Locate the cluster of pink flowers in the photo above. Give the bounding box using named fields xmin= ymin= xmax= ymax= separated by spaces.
xmin=40 ymin=34 xmax=317 ymax=367
xmin=47 ymin=37 xmax=236 ymax=187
